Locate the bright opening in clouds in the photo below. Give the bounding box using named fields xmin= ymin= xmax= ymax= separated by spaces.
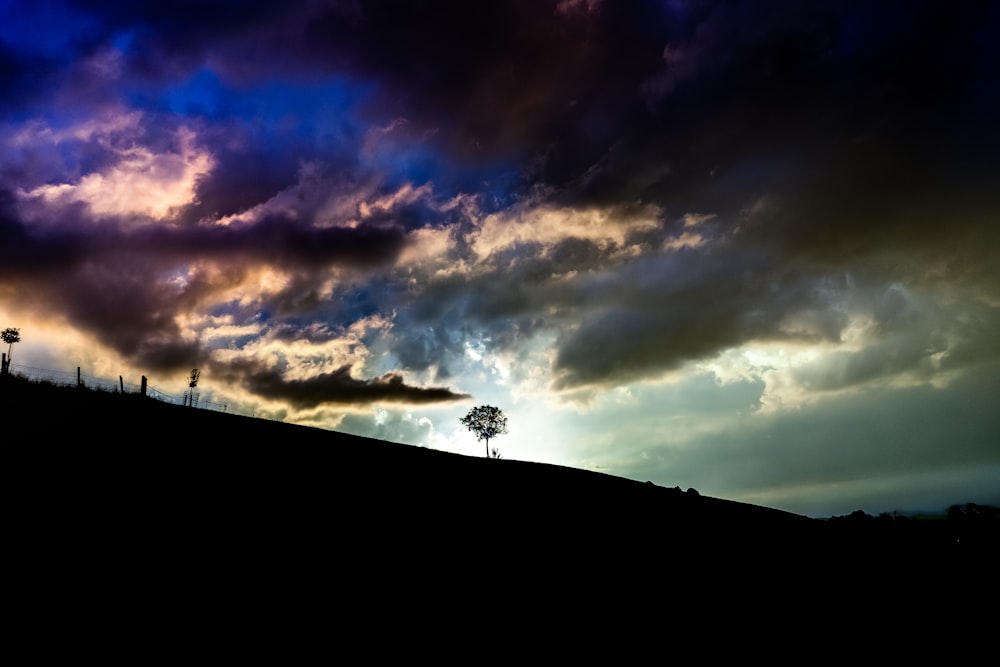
xmin=2 ymin=0 xmax=997 ymax=517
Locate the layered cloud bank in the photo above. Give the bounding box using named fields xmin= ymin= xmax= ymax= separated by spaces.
xmin=1 ymin=1 xmax=998 ymax=516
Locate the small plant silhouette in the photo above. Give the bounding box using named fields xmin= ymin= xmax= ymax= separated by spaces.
xmin=460 ymin=405 xmax=508 ymax=458
xmin=185 ymin=368 xmax=200 ymax=407
xmin=2 ymin=327 xmax=20 ymax=374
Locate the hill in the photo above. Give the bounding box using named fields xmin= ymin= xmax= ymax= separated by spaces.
xmin=4 ymin=372 xmax=996 ymax=643
xmin=5 ymin=372 xmax=820 ymax=540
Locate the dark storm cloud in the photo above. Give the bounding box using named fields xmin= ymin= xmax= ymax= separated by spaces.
xmin=524 ymin=0 xmax=1000 ymax=388
xmin=18 ymin=0 xmax=1000 ymax=179
xmin=0 ymin=190 xmax=91 ymax=274
xmin=703 ymin=3 xmax=997 ymax=248
xmin=6 ymin=196 xmax=408 ymax=274
xmin=5 ymin=185 xmax=460 ymax=392
xmin=0 ymin=213 xmax=221 ymax=371
xmin=1 ymin=187 xmax=409 ymax=369
xmin=532 ymin=0 xmax=1000 ymax=265
xmin=550 ymin=244 xmax=845 ymax=389
xmin=50 ymin=0 xmax=686 ymax=167
xmin=339 ymin=0 xmax=999 ymax=359
xmin=25 ymin=0 xmax=996 ymax=243
xmin=4 ymin=0 xmax=999 ymax=407
xmin=178 ymin=147 xmax=301 ymax=224
xmin=369 ymin=214 xmax=823 ymax=388
xmin=47 ymin=258 xmax=207 ymax=371
xmin=180 ymin=215 xmax=408 ymax=270
xmin=212 ymin=358 xmax=469 ymax=408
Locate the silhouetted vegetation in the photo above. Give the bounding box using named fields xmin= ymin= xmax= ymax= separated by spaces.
xmin=460 ymin=404 xmax=508 ymax=457
xmin=1 ymin=327 xmax=18 ymax=374
xmin=825 ymin=505 xmax=999 ymax=549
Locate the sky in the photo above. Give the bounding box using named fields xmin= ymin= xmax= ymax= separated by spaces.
xmin=1 ymin=0 xmax=998 ymax=518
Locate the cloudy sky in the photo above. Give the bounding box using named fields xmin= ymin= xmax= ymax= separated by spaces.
xmin=2 ymin=0 xmax=998 ymax=517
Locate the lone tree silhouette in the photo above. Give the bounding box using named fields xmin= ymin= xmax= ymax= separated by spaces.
xmin=2 ymin=327 xmax=20 ymax=374
xmin=460 ymin=405 xmax=508 ymax=458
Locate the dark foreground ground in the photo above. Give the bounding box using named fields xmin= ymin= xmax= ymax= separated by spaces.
xmin=5 ymin=374 xmax=996 ymax=653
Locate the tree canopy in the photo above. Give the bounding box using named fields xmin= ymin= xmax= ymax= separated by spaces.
xmin=460 ymin=405 xmax=508 ymax=458
xmin=1 ymin=327 xmax=19 ymax=374
xmin=2 ymin=327 xmax=19 ymax=356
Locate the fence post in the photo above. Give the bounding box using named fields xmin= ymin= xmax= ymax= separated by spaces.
xmin=141 ymin=375 xmax=147 ymax=397
xmin=77 ymin=367 xmax=82 ymax=388
xmin=120 ymin=376 xmax=124 ymax=393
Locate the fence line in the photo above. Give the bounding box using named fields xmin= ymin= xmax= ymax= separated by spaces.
xmin=6 ymin=362 xmax=250 ymax=416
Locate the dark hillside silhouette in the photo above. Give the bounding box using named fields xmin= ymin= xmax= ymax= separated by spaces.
xmin=5 ymin=372 xmax=995 ymax=637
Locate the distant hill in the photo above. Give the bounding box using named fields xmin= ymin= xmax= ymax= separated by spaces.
xmin=5 ymin=372 xmax=996 ymax=630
